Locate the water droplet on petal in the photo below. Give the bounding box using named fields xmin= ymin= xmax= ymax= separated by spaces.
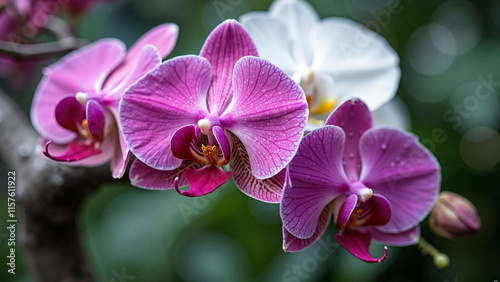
xmin=348 ymin=132 xmax=354 ymax=138
xmin=349 ymin=153 xmax=354 ymax=159
xmin=381 ymin=143 xmax=387 ymax=150
xmin=390 ymin=161 xmax=396 ymax=167
xmin=400 ymin=161 xmax=406 ymax=166
xmin=403 ymin=142 xmax=410 ymax=149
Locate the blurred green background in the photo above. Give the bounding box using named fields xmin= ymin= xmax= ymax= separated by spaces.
xmin=1 ymin=0 xmax=499 ymax=281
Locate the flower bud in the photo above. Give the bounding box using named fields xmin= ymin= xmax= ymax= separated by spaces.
xmin=429 ymin=192 xmax=481 ymax=239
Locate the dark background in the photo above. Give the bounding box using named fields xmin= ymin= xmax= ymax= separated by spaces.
xmin=1 ymin=0 xmax=499 ymax=281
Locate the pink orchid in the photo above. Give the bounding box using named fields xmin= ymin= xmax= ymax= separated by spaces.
xmin=281 ymin=99 xmax=441 ymax=262
xmin=30 ymin=23 xmax=178 ymax=178
xmin=120 ymin=20 xmax=308 ymax=201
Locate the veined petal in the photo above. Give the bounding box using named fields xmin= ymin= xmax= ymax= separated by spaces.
xmin=230 ymin=135 xmax=285 ymax=203
xmin=335 ymin=229 xmax=388 ymax=263
xmin=200 ymin=20 xmax=258 ymax=116
xmin=170 ymin=125 xmax=201 ymax=162
xmin=370 ymin=225 xmax=420 ymax=246
xmin=103 ymin=44 xmax=162 ymax=99
xmin=281 ymin=126 xmax=349 ymax=239
xmin=359 ymin=128 xmax=440 ymax=233
xmin=111 ymin=131 xmax=130 ymax=179
xmin=129 ymin=159 xmax=203 ymax=190
xmin=269 ymin=0 xmax=318 ymax=66
xmin=283 ymin=203 xmax=333 ymax=252
xmin=220 ymin=56 xmax=308 ymax=179
xmin=240 ymin=14 xmax=298 ymax=74
xmin=325 ymin=99 xmax=372 ymax=182
xmin=177 ymin=165 xmax=232 ymax=197
xmin=31 ymin=39 xmax=126 ymax=143
xmin=310 ymin=18 xmax=400 ymax=111
xmin=86 ymin=99 xmax=105 ymax=141
xmin=54 ymin=96 xmax=85 ymax=134
xmin=103 ymin=23 xmax=179 ymax=91
xmin=120 ymin=55 xmax=211 ymax=170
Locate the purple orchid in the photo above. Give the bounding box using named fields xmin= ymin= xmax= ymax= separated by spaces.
xmin=120 ymin=20 xmax=308 ymax=201
xmin=281 ymin=99 xmax=440 ymax=262
xmin=30 ymin=23 xmax=179 ymax=178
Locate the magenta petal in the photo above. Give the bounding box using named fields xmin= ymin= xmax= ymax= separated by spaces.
xmin=111 ymin=132 xmax=130 ymax=179
xmin=86 ymin=99 xmax=105 ymax=141
xmin=370 ymin=225 xmax=420 ymax=246
xmin=44 ymin=140 xmax=101 ymax=162
xmin=104 ymin=23 xmax=178 ymax=91
xmin=359 ymin=128 xmax=440 ymax=233
xmin=212 ymin=125 xmax=231 ymax=163
xmin=325 ymin=99 xmax=373 ymax=182
xmin=177 ymin=165 xmax=232 ymax=197
xmin=281 ymin=126 xmax=349 ymax=238
xmin=103 ymin=45 xmax=162 ymax=99
xmin=221 ymin=56 xmax=308 ymax=179
xmin=283 ymin=203 xmax=333 ymax=252
xmin=170 ymin=125 xmax=202 ymax=162
xmin=120 ymin=55 xmax=211 ymax=170
xmin=129 ymin=159 xmax=203 ymax=190
xmin=55 ymin=96 xmax=85 ymax=133
xmin=335 ymin=229 xmax=388 ymax=263
xmin=230 ymin=135 xmax=284 ymax=203
xmin=200 ymin=20 xmax=258 ymax=115
xmin=362 ymin=194 xmax=392 ymax=226
xmin=334 ymin=194 xmax=357 ymax=229
xmin=31 ymin=39 xmax=125 ymax=143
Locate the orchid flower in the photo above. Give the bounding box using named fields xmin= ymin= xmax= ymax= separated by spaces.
xmin=281 ymin=99 xmax=441 ymax=262
xmin=240 ymin=0 xmax=401 ymax=130
xmin=30 ymin=24 xmax=179 ymax=178
xmin=120 ymin=20 xmax=308 ymax=201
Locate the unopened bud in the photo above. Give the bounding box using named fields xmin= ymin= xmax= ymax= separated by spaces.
xmin=429 ymin=192 xmax=481 ymax=239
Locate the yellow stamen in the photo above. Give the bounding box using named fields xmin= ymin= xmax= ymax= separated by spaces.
xmin=310 ymin=96 xmax=337 ymax=115
xmin=201 ymin=144 xmax=218 ymax=164
xmin=81 ymin=119 xmax=96 ymax=142
xmin=343 ymin=208 xmax=362 ymax=228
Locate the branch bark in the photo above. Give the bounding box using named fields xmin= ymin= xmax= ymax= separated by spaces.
xmin=0 ymin=88 xmax=117 ymax=281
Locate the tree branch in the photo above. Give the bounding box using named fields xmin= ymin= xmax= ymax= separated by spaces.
xmin=0 ymin=87 xmax=120 ymax=281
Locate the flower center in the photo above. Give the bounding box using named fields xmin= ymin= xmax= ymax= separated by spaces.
xmin=298 ymin=69 xmax=337 ymax=124
xmin=201 ymin=144 xmax=218 ymax=164
xmin=344 ymin=208 xmax=363 ymax=228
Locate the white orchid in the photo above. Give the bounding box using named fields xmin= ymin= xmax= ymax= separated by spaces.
xmin=240 ymin=0 xmax=405 ymax=130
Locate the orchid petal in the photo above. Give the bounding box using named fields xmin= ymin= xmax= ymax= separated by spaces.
xmin=371 ymin=97 xmax=411 ymax=130
xmin=120 ymin=55 xmax=211 ymax=170
xmin=170 ymin=125 xmax=203 ymax=163
xmin=200 ymin=20 xmax=258 ymax=116
xmin=213 ymin=125 xmax=231 ymax=164
xmin=269 ymin=0 xmax=318 ymax=66
xmin=177 ymin=165 xmax=232 ymax=197
xmin=31 ymin=39 xmax=125 ymax=143
xmin=54 ymin=96 xmax=85 ymax=134
xmin=111 ymin=132 xmax=130 ymax=179
xmin=230 ymin=135 xmax=285 ymax=203
xmin=370 ymin=225 xmax=420 ymax=246
xmin=44 ymin=140 xmax=101 ymax=162
xmin=129 ymin=159 xmax=203 ymax=190
xmin=239 ymin=14 xmax=298 ymax=74
xmin=325 ymin=99 xmax=372 ymax=182
xmin=310 ymin=18 xmax=400 ymax=110
xmin=360 ymin=194 xmax=392 ymax=226
xmin=103 ymin=44 xmax=162 ymax=99
xmin=335 ymin=229 xmax=388 ymax=263
xmin=283 ymin=203 xmax=333 ymax=252
xmin=359 ymin=128 xmax=440 ymax=233
xmin=86 ymin=99 xmax=105 ymax=141
xmin=104 ymin=23 xmax=178 ymax=91
xmin=220 ymin=56 xmax=308 ymax=179
xmin=281 ymin=126 xmax=349 ymax=239
xmin=39 ymin=136 xmax=114 ymax=166
xmin=334 ymin=194 xmax=357 ymax=229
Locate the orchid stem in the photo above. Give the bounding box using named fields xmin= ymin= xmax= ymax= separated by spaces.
xmin=416 ymin=237 xmax=450 ymax=269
